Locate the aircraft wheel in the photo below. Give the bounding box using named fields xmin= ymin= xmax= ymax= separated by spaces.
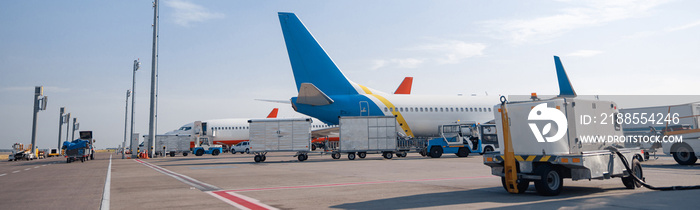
xmin=261 ymin=155 xmax=266 ymax=162
xmin=254 ymin=155 xmax=262 ymax=163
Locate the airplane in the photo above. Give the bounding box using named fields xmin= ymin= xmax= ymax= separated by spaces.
xmin=278 ymin=12 xmax=497 ymax=138
xmin=164 ymin=108 xmax=340 ymax=152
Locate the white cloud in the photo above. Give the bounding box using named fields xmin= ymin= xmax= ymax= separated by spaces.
xmin=484 ymin=0 xmax=670 ymax=44
xmin=371 ymin=40 xmax=485 ymax=70
xmin=416 ymin=41 xmax=486 ymax=64
xmin=667 ymin=20 xmax=700 ymax=32
xmin=566 ymin=50 xmax=603 ymax=57
xmin=165 ymin=0 xmax=224 ymax=27
xmin=370 ymin=58 xmax=424 ymax=70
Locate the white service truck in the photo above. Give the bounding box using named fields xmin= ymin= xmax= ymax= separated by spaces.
xmin=484 ymin=97 xmax=644 ymax=196
xmin=248 ymin=118 xmax=312 ymax=162
xmin=621 ymin=102 xmax=700 ymax=165
xmin=143 ymin=134 xmax=192 ymax=157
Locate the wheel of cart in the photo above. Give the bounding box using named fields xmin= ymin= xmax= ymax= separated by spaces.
xmin=533 ymin=164 xmax=563 ymax=196
xmin=296 ymin=152 xmax=309 ymax=162
xmin=396 ymin=151 xmax=407 ymax=158
xmin=358 ymin=152 xmax=366 ymax=159
xmin=348 ymin=152 xmax=356 ymax=160
xmin=382 ymin=152 xmax=393 ymax=159
xmin=253 ymin=152 xmax=268 ymax=163
xmin=622 ymin=159 xmax=643 ymax=189
xmin=331 ymin=152 xmax=341 ymax=159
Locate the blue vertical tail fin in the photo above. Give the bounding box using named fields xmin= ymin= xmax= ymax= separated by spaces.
xmin=554 ymin=56 xmax=576 ymax=97
xmin=278 ymin=12 xmax=357 ymax=95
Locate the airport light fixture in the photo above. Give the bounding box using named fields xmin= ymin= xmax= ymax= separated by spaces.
xmin=65 ymin=113 xmax=71 ymax=144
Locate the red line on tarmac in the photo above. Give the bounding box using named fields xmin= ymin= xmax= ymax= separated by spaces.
xmin=210 ymin=191 xmax=272 ymax=210
xmin=222 ymin=175 xmax=497 ymax=193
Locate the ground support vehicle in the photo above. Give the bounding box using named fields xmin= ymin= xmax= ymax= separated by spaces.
xmin=63 ymin=140 xmax=92 ymax=163
xmin=47 ymin=148 xmax=61 ymax=157
xmin=230 ymin=141 xmax=250 ymax=154
xmin=321 ymin=116 xmax=402 ymax=160
xmin=9 ymin=143 xmax=36 ymax=161
xmin=248 ymin=118 xmax=312 ymax=162
xmin=421 ymin=123 xmax=499 ymax=158
xmin=484 ymin=97 xmax=644 ymax=196
xmin=622 ymin=102 xmax=700 ymax=165
xmin=191 ymin=121 xmax=223 ymax=157
xmin=144 ymin=134 xmax=192 ymax=157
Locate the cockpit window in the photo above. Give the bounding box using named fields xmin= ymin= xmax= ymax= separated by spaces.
xmin=179 ymin=126 xmax=192 ymax=131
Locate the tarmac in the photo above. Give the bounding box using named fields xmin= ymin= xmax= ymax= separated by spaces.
xmin=1 ymin=151 xmax=699 ymax=209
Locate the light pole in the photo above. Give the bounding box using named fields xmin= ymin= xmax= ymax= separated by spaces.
xmin=130 ymin=59 xmax=140 ymax=158
xmin=71 ymin=118 xmax=78 ymax=141
xmin=64 ymin=113 xmax=70 ymax=143
xmin=31 ymin=86 xmax=47 ymax=157
xmin=122 ymin=90 xmax=130 ymax=159
xmin=147 ymin=0 xmax=160 ymax=158
xmin=57 ymin=107 xmax=64 ymax=150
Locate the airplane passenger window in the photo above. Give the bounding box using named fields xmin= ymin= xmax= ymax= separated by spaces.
xmin=429 ymin=108 xmax=433 ymax=112
xmin=488 ymin=108 xmax=492 ymax=112
xmin=479 ymin=108 xmax=482 ymax=112
xmin=384 ymin=107 xmax=388 ymax=112
xmin=470 ymin=108 xmax=473 ymax=112
xmin=450 ymin=108 xmax=454 ymax=112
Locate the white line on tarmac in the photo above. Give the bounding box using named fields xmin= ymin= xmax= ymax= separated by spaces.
xmin=12 ymin=170 xmax=20 ymax=173
xmin=0 ymin=173 xmax=6 ymax=177
xmin=24 ymin=168 xmax=31 ymax=171
xmin=34 ymin=166 xmax=39 ymax=168
xmin=100 ymin=154 xmax=112 ymax=210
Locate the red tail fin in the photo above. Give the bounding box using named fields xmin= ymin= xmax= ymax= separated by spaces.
xmin=394 ymin=77 xmax=413 ymax=94
xmin=266 ymin=108 xmax=279 ymax=118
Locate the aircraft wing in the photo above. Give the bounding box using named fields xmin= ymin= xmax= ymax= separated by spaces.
xmin=311 ymin=127 xmax=339 ymax=139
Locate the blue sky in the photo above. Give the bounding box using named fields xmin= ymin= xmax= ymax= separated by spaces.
xmin=1 ymin=0 xmax=698 ymax=149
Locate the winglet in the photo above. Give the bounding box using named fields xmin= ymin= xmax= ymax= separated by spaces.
xmin=394 ymin=77 xmax=413 ymax=94
xmin=554 ymin=56 xmax=576 ymax=97
xmin=266 ymin=108 xmax=279 ymax=118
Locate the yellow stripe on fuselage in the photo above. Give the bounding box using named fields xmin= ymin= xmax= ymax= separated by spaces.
xmin=358 ymin=85 xmax=414 ymax=137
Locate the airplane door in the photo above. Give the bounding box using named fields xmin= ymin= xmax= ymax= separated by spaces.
xmin=360 ymin=101 xmax=369 ymax=116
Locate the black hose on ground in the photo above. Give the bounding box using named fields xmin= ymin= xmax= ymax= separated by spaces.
xmin=608 ymin=147 xmax=700 ymax=191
